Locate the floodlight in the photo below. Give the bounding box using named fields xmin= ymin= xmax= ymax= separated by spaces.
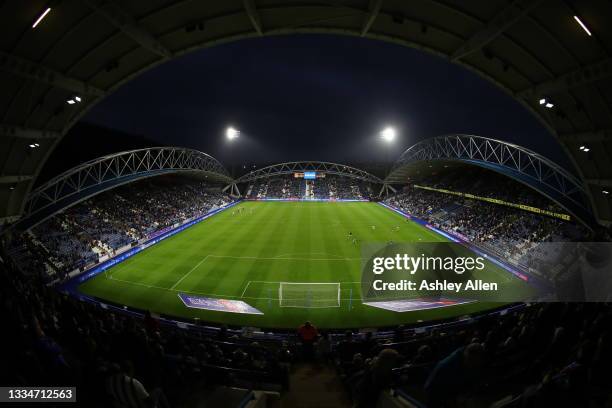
xmin=539 ymin=98 xmax=546 ymax=105
xmin=32 ymin=7 xmax=51 ymax=28
xmin=545 ymin=102 xmax=554 ymax=108
xmin=226 ymin=126 xmax=240 ymax=140
xmin=380 ymin=127 xmax=396 ymax=142
xmin=574 ymin=16 xmax=592 ymax=36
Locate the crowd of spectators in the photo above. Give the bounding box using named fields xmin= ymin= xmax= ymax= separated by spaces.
xmin=247 ymin=174 xmax=371 ymax=200
xmin=8 ymin=177 xmax=233 ymax=280
xmin=324 ymin=302 xmax=612 ymax=407
xmin=249 ymin=176 xmax=305 ymax=199
xmin=384 ymin=184 xmax=590 ymax=265
xmin=0 ymin=258 xmax=291 ymax=407
xmin=416 ymin=167 xmax=568 ymax=214
xmin=4 ymin=242 xmax=610 ymax=407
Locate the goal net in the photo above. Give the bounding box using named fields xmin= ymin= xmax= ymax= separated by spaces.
xmin=279 ymin=282 xmax=341 ymax=308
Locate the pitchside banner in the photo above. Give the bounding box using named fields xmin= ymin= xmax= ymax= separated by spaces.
xmin=360 ymin=242 xmax=612 ymax=305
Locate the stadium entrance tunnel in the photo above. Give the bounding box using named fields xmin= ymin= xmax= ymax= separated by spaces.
xmin=385 ymin=134 xmax=595 ymax=227
xmin=12 ymin=147 xmax=233 ymax=232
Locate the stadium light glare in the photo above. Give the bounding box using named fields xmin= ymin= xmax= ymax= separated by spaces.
xmin=545 ymin=102 xmax=554 ymax=108
xmin=574 ymin=16 xmax=592 ymax=36
xmin=380 ymin=127 xmax=396 ymax=142
xmin=579 ymin=146 xmax=585 ymax=150
xmin=67 ymin=96 xmax=82 ymax=105
xmin=539 ymin=98 xmax=546 ymax=105
xmin=226 ymin=126 xmax=240 ymax=140
xmin=583 ymin=148 xmax=590 ymax=152
xmin=603 ymin=190 xmax=610 ymax=195
xmin=32 ymin=7 xmax=51 ymax=28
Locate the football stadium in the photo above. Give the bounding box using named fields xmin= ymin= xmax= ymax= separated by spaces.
xmin=1 ymin=2 xmax=612 ymax=408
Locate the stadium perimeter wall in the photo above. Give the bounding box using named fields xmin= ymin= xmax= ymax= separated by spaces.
xmin=244 ymin=198 xmax=370 ymax=202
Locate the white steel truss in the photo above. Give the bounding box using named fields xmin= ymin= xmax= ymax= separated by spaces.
xmin=385 ymin=134 xmax=593 ymax=225
xmin=235 ymin=161 xmax=383 ymax=184
xmin=18 ymin=147 xmax=232 ymax=230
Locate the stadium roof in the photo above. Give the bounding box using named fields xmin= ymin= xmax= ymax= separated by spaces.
xmin=385 ymin=134 xmax=592 ymax=225
xmin=13 ymin=147 xmax=232 ymax=231
xmin=1 ymin=1 xmax=611 ymax=225
xmin=236 ymin=161 xmax=383 ymax=184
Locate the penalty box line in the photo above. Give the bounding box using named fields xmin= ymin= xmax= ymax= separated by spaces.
xmin=110 ymin=253 xmax=363 ymax=293
xmin=240 ymin=280 xmax=361 ymax=299
xmin=168 ymin=254 xmax=362 ymax=291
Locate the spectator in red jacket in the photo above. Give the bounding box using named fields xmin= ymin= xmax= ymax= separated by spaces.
xmin=298 ymin=321 xmax=319 ymax=360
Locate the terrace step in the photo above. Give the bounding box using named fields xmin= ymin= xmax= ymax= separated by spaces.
xmin=281 ymin=363 xmax=351 ymax=408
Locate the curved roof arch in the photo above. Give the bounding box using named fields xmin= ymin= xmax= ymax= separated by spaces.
xmin=1 ymin=1 xmax=611 ymax=225
xmin=13 ymin=147 xmax=232 ymax=231
xmin=236 ymin=161 xmax=383 ymax=184
xmin=385 ymin=134 xmax=593 ymax=225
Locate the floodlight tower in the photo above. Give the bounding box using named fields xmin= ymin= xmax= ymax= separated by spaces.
xmin=380 ymin=126 xmax=396 ymax=172
xmin=379 ymin=126 xmax=397 ymax=198
xmin=224 ymin=126 xmax=241 ymax=197
xmin=226 ymin=126 xmax=240 ymax=140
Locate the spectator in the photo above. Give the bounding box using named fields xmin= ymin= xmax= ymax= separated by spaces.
xmin=424 ymin=342 xmax=486 ymax=407
xmin=105 ymin=360 xmax=170 ymax=408
xmin=297 ymin=321 xmax=319 ymax=360
xmin=354 ymin=348 xmax=400 ymax=408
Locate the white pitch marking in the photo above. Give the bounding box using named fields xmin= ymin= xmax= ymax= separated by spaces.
xmin=240 ymin=281 xmax=252 ymax=298
xmin=170 ymin=255 xmax=210 ymax=290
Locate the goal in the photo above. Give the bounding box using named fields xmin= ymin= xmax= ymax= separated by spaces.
xmin=279 ymin=282 xmax=341 ymax=308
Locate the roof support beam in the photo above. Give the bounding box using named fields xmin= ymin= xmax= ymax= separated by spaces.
xmin=361 ymin=0 xmax=383 ymax=37
xmin=0 ymin=124 xmax=61 ymax=140
xmin=243 ymin=0 xmax=263 ymax=35
xmin=0 ymin=215 xmax=21 ymax=226
xmin=0 ymin=175 xmax=33 ymax=184
xmin=559 ymin=129 xmax=612 ymax=143
xmin=0 ymin=51 xmax=105 ymax=96
xmin=83 ymin=0 xmax=172 ymax=58
xmin=451 ymin=0 xmax=543 ymax=61
xmin=518 ymin=57 xmax=612 ymax=98
xmin=586 ymin=178 xmax=612 ymax=187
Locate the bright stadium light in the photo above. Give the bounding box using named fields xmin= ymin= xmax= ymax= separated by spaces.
xmin=574 ymin=15 xmax=592 ymax=37
xmin=380 ymin=127 xmax=396 ymax=142
xmin=226 ymin=126 xmax=240 ymax=140
xmin=32 ymin=7 xmax=51 ymax=28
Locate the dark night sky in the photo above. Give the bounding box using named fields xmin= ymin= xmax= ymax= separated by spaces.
xmin=81 ymin=34 xmax=568 ymax=170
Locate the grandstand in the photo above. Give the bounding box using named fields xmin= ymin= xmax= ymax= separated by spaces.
xmin=2 ymin=2 xmax=612 ymax=408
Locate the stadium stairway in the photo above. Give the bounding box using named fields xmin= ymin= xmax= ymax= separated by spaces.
xmin=281 ymin=363 xmax=351 ymax=408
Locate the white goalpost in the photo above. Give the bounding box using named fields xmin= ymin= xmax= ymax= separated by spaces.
xmin=278 ymin=282 xmax=341 ymax=308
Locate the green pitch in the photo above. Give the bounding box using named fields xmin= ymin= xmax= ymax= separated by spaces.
xmin=78 ymin=201 xmax=532 ymax=329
